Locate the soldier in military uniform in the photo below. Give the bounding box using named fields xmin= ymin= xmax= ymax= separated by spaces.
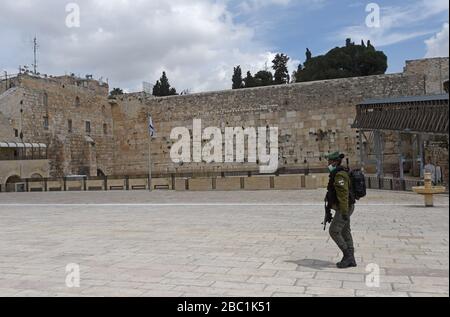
xmin=325 ymin=151 xmax=357 ymax=269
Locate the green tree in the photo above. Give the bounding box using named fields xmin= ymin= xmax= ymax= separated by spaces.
xmin=254 ymin=70 xmax=273 ymax=87
xmin=152 ymin=80 xmax=162 ymax=96
xmin=109 ymin=88 xmax=123 ymax=99
xmin=153 ymin=71 xmax=178 ymax=97
xmin=292 ymin=64 xmax=303 ymax=83
xmin=305 ymin=48 xmax=312 ymax=62
xmin=232 ymin=66 xmax=244 ymax=89
xmin=272 ymin=53 xmax=290 ymax=85
xmin=294 ymin=39 xmax=387 ymax=83
xmin=243 ymin=71 xmax=256 ymax=88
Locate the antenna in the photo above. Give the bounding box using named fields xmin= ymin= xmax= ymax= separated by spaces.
xmin=32 ymin=36 xmax=39 ymax=74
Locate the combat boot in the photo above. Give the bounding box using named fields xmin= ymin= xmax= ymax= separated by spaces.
xmin=348 ymin=248 xmax=357 ymax=268
xmin=337 ymin=249 xmax=356 ymax=269
xmin=336 ymin=251 xmax=346 ymax=267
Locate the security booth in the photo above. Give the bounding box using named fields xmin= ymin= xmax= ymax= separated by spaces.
xmin=352 ymin=94 xmax=449 ymax=185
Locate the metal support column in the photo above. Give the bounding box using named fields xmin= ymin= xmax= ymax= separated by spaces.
xmin=418 ymin=134 xmax=425 ymax=178
xmin=374 ymin=130 xmax=384 ymax=178
xmin=397 ymin=132 xmax=405 ymax=180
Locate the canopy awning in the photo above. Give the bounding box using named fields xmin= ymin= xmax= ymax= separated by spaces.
xmin=352 ymin=94 xmax=449 ymax=135
xmin=0 ymin=141 xmax=48 ymax=149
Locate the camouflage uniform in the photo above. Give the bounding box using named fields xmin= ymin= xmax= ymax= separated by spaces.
xmin=328 ymin=168 xmax=355 ymax=252
xmin=325 ymin=160 xmax=357 ymax=268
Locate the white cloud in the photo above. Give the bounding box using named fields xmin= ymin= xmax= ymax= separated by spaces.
xmin=238 ymin=0 xmax=292 ymax=12
xmin=425 ymin=23 xmax=449 ymax=58
xmin=336 ymin=0 xmax=449 ymax=47
xmin=0 ymin=0 xmax=298 ymax=93
xmin=236 ymin=0 xmax=325 ymax=14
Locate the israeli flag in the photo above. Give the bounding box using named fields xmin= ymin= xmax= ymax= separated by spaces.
xmin=148 ymin=114 xmax=156 ymax=138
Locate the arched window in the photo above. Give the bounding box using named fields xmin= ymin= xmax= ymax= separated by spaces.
xmin=43 ymin=93 xmax=48 ymax=107
xmin=75 ymin=96 xmax=81 ymax=107
xmin=5 ymin=175 xmax=22 ymax=192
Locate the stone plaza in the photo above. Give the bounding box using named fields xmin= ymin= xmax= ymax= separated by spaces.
xmin=0 ymin=189 xmax=448 ymax=297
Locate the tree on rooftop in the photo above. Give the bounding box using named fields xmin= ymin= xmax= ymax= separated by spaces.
xmin=109 ymin=88 xmax=123 ymax=99
xmin=294 ymin=39 xmax=388 ymax=83
xmin=153 ymin=72 xmax=178 ymax=97
xmin=232 ymin=66 xmax=244 ymax=89
xmin=254 ymin=70 xmax=274 ymax=87
xmin=272 ymin=53 xmax=290 ymax=85
xmin=243 ymin=71 xmax=256 ymax=88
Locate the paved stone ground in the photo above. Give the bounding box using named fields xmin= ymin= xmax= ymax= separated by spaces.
xmin=0 ymin=189 xmax=448 ymax=297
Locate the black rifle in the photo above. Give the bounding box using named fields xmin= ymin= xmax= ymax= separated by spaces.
xmin=322 ymin=198 xmax=333 ymax=231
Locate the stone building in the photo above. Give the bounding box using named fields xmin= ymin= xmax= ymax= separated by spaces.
xmin=0 ymin=74 xmax=114 ymax=179
xmin=0 ymin=110 xmax=49 ymax=191
xmin=0 ymin=57 xmax=448 ymax=189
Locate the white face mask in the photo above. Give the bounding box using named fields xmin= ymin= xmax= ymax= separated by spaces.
xmin=328 ymin=164 xmax=337 ymax=173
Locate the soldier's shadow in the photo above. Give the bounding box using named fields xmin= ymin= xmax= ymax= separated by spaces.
xmin=287 ymin=259 xmax=336 ymax=270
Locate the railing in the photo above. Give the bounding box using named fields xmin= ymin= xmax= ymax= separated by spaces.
xmin=365 ymin=176 xmax=430 ymax=192
xmin=1 ymin=173 xmax=447 ymax=194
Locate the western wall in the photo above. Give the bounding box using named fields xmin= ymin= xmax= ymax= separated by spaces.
xmin=1 ymin=57 xmax=448 ymax=184
xmin=112 ymin=58 xmax=448 ymax=177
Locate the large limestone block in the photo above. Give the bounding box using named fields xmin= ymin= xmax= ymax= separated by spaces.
xmin=151 ymin=178 xmax=172 ymax=190
xmin=108 ymin=178 xmax=126 ymax=190
xmin=274 ymin=175 xmax=302 ymax=190
xmin=315 ymin=174 xmax=329 ymax=188
xmin=129 ymin=178 xmax=148 ymax=190
xmin=216 ymin=177 xmax=242 ymax=191
xmin=305 ymin=175 xmax=318 ymax=190
xmin=66 ymin=179 xmax=83 ymax=191
xmin=28 ymin=181 xmax=44 ymax=192
xmin=189 ymin=178 xmax=213 ymax=191
xmin=175 ymin=178 xmax=188 ymax=191
xmin=86 ymin=179 xmax=105 ymax=191
xmin=47 ymin=180 xmax=63 ymax=191
xmin=244 ymin=176 xmax=271 ymax=190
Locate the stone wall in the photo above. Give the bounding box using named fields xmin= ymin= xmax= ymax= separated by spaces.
xmin=0 ymin=74 xmax=114 ymax=177
xmin=1 ymin=58 xmax=447 ymax=180
xmin=0 ymin=111 xmax=16 ymax=140
xmin=0 ymin=159 xmax=50 ymax=187
xmin=404 ymin=57 xmax=449 ymax=95
xmin=112 ymin=71 xmax=427 ymax=176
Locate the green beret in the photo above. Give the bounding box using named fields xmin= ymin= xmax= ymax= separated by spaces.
xmin=326 ymin=151 xmax=345 ymax=161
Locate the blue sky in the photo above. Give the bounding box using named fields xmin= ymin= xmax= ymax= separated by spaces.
xmin=229 ymin=0 xmax=449 ymax=73
xmin=0 ymin=0 xmax=448 ymax=92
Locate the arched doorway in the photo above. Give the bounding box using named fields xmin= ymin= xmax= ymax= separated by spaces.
xmin=30 ymin=173 xmax=43 ymax=179
xmin=5 ymin=175 xmax=23 ymax=192
xmin=30 ymin=173 xmax=45 ymax=191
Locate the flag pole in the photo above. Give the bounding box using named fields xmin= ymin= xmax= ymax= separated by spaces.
xmin=148 ymin=134 xmax=152 ymax=192
xmin=148 ymin=114 xmax=153 ymax=192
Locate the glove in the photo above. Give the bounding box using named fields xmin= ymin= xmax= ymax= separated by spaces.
xmin=325 ymin=210 xmax=333 ymax=223
xmin=342 ymin=214 xmax=349 ymax=222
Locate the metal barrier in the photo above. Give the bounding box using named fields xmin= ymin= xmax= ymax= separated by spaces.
xmin=366 ymin=176 xmax=426 ymax=192
xmin=1 ymin=174 xmax=446 ymax=193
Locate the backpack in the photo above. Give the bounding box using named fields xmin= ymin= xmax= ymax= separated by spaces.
xmin=349 ymin=169 xmax=367 ymax=200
